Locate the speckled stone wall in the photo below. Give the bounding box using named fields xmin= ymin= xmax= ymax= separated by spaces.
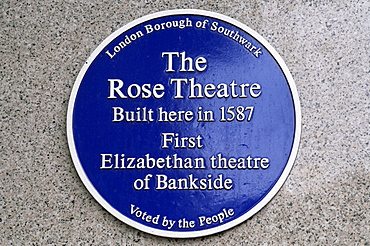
xmin=1 ymin=1 xmax=368 ymax=245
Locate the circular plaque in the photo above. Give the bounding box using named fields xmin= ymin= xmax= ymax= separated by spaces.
xmin=67 ymin=9 xmax=301 ymax=238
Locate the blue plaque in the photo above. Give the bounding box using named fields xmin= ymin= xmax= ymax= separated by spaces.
xmin=67 ymin=9 xmax=301 ymax=238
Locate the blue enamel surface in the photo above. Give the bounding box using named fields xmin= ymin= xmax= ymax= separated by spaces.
xmin=72 ymin=14 xmax=296 ymax=232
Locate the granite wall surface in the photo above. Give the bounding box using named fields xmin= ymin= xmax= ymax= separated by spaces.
xmin=1 ymin=0 xmax=369 ymax=245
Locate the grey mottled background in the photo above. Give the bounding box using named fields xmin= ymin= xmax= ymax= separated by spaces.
xmin=1 ymin=0 xmax=369 ymax=245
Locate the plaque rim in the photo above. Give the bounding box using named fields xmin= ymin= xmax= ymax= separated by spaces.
xmin=67 ymin=9 xmax=302 ymax=238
